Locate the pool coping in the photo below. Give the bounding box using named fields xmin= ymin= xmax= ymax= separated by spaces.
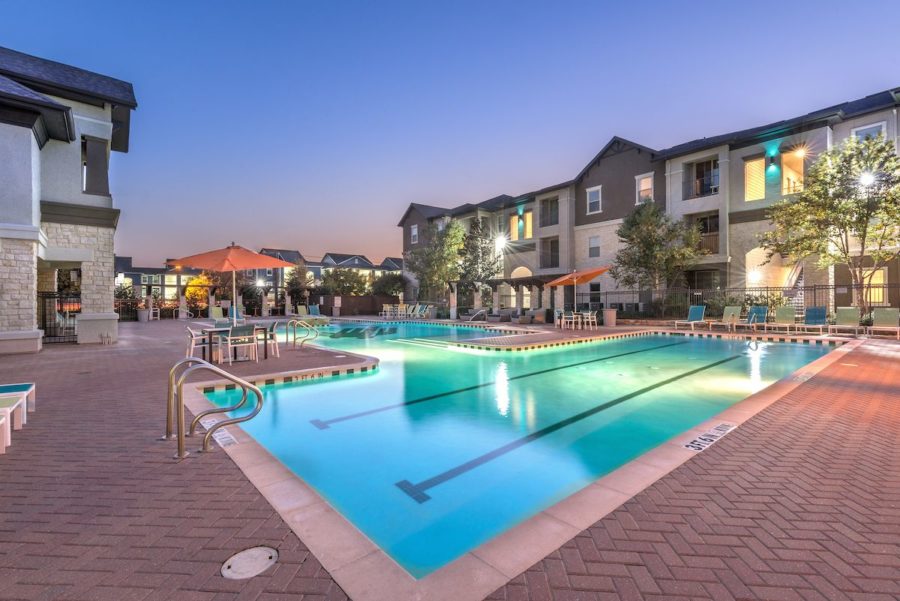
xmin=180 ymin=335 xmax=864 ymax=601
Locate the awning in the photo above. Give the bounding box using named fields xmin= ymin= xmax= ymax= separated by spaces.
xmin=546 ymin=266 xmax=611 ymax=288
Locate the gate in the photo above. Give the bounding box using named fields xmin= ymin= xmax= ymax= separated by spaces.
xmin=37 ymin=292 xmax=80 ymax=343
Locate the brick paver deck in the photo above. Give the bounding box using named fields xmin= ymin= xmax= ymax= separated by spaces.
xmin=0 ymin=321 xmax=897 ymax=600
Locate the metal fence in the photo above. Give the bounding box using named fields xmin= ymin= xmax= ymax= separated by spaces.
xmin=114 ymin=299 xmax=140 ymax=321
xmin=37 ymin=292 xmax=80 ymax=343
xmin=575 ymin=284 xmax=900 ymax=318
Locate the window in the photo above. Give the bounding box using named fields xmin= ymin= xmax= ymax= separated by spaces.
xmin=80 ymin=136 xmax=110 ymax=195
xmin=523 ymin=210 xmax=533 ymax=239
xmin=586 ymin=185 xmax=602 ymax=214
xmin=687 ymin=159 xmax=719 ymax=198
xmin=410 ymin=224 xmax=418 ymax=244
xmin=862 ymin=268 xmax=887 ymax=305
xmin=781 ymin=150 xmax=804 ymax=195
xmin=851 ymin=122 xmax=886 ymax=141
xmin=540 ymin=197 xmax=559 ymax=227
xmin=140 ymin=275 xmax=148 ymax=284
xmin=245 ymin=270 xmax=254 ymax=277
xmin=509 ymin=214 xmax=519 ymax=241
xmin=266 ymin=268 xmax=273 ymax=276
xmin=164 ymin=275 xmax=177 ymax=286
xmin=588 ymin=236 xmax=600 ymax=258
xmin=540 ymin=237 xmax=560 ymax=269
xmin=687 ymin=270 xmax=721 ymax=289
xmin=744 ymin=157 xmax=766 ymax=201
xmin=436 ymin=219 xmax=445 ymax=232
xmin=635 ymin=173 xmax=653 ymax=204
xmin=152 ymin=274 xmax=161 ymax=284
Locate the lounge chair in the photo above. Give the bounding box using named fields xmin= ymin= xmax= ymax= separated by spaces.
xmin=829 ymin=307 xmax=862 ymax=336
xmin=379 ymin=304 xmax=393 ymax=318
xmin=309 ymin=305 xmax=321 ymax=316
xmin=709 ymin=306 xmax=741 ymax=332
xmin=734 ymin=306 xmax=768 ymax=332
xmin=794 ymin=306 xmax=827 ymax=335
xmin=674 ymin=305 xmax=708 ymax=330
xmin=764 ymin=306 xmax=796 ymax=333
xmin=0 ymin=395 xmax=26 ymax=445
xmin=0 ymin=415 xmax=7 ymax=452
xmin=415 ymin=304 xmax=429 ymax=319
xmin=210 ymin=306 xmax=225 ymax=320
xmin=0 ymin=382 xmax=36 ymax=412
xmin=228 ymin=305 xmax=247 ymax=321
xmin=867 ymin=307 xmax=900 ymax=339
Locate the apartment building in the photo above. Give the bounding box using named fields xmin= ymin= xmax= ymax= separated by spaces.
xmin=0 ymin=47 xmax=137 ymax=352
xmin=114 ymin=256 xmax=201 ymax=300
xmin=399 ymin=86 xmax=900 ymax=311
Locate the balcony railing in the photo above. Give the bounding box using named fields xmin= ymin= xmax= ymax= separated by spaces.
xmin=697 ymin=232 xmax=719 ymax=254
xmin=688 ymin=177 xmax=719 ymax=199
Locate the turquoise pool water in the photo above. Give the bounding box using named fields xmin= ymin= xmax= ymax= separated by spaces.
xmin=206 ymin=322 xmax=830 ymax=577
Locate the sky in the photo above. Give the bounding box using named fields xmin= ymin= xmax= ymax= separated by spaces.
xmin=3 ymin=0 xmax=899 ymax=266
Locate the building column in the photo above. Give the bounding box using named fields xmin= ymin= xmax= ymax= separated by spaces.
xmin=515 ymin=285 xmax=524 ymax=313
xmin=472 ymin=287 xmax=482 ymax=311
xmin=541 ymin=286 xmax=551 ymax=309
xmin=0 ymin=238 xmax=41 ymax=354
xmin=284 ymin=292 xmax=293 ymax=315
xmin=532 ymin=285 xmax=542 ymax=308
xmin=554 ymin=286 xmax=564 ymax=311
xmin=492 ymin=287 xmax=500 ymax=314
xmin=449 ymin=283 xmax=458 ymax=320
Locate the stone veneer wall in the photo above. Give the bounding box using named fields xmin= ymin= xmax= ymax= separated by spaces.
xmin=41 ymin=222 xmax=115 ymax=313
xmin=37 ymin=267 xmax=57 ymax=292
xmin=0 ymin=237 xmax=38 ymax=332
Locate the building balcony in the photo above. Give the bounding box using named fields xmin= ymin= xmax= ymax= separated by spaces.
xmin=697 ymin=232 xmax=719 ymax=254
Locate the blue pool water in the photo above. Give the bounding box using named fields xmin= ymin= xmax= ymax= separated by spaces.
xmin=206 ymin=322 xmax=830 ymax=577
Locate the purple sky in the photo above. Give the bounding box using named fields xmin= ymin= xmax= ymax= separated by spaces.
xmin=4 ymin=1 xmax=899 ymax=266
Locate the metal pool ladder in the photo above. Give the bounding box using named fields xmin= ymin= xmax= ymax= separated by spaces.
xmin=286 ymin=319 xmax=319 ymax=349
xmin=162 ymin=357 xmax=264 ymax=460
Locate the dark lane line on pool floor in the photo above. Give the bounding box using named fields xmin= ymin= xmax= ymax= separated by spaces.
xmin=309 ymin=340 xmax=690 ymax=430
xmin=395 ymin=354 xmax=743 ymax=503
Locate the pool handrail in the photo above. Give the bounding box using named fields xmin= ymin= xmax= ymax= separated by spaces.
xmin=287 ymin=318 xmax=320 ymax=348
xmin=164 ymin=357 xmax=263 ymax=460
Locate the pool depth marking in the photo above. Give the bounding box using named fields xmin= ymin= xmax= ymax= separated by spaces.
xmin=395 ymin=354 xmax=743 ymax=503
xmin=309 ymin=340 xmax=690 ymax=430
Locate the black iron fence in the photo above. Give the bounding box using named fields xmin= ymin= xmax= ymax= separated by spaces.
xmin=114 ymin=299 xmax=140 ymax=321
xmin=37 ymin=292 xmax=80 ymax=343
xmin=575 ymin=284 xmax=900 ymax=318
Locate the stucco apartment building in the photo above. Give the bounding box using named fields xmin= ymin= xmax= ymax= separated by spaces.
xmin=0 ymin=47 xmax=136 ymax=353
xmin=399 ymin=86 xmax=900 ymax=311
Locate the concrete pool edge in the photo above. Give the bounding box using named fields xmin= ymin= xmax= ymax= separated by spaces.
xmin=181 ymin=337 xmax=863 ymax=601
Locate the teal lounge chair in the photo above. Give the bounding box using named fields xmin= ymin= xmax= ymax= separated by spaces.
xmin=709 ymin=306 xmax=741 ymax=332
xmin=867 ymin=307 xmax=900 ymax=340
xmin=794 ymin=306 xmax=827 ymax=335
xmin=674 ymin=305 xmax=707 ymax=330
xmin=735 ymin=305 xmax=768 ymax=331
xmin=829 ymin=307 xmax=862 ymax=336
xmin=0 ymin=382 xmax=35 ymax=412
xmin=764 ymin=306 xmax=796 ymax=333
xmin=309 ymin=305 xmax=321 ymax=316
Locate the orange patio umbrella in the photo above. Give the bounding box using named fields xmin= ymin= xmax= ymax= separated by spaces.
xmin=546 ymin=266 xmax=611 ymax=310
xmin=167 ymin=243 xmax=296 ymax=324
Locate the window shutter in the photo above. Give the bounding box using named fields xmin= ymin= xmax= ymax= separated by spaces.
xmin=744 ymin=158 xmax=765 ymax=201
xmin=84 ymin=137 xmax=110 ymax=196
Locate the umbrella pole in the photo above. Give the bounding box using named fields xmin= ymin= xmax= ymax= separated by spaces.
xmin=232 ymin=271 xmax=237 ymax=326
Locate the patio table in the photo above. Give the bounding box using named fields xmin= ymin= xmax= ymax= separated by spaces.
xmin=201 ymin=325 xmax=270 ymax=363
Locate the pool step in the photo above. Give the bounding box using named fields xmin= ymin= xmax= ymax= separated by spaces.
xmin=389 ymin=338 xmax=450 ymax=349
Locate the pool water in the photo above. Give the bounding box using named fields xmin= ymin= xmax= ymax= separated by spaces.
xmin=206 ymin=322 xmax=830 ymax=577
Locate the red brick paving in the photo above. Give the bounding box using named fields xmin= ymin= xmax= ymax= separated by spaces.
xmin=0 ymin=321 xmax=898 ymax=601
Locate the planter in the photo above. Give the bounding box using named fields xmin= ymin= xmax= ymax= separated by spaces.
xmin=602 ymin=308 xmax=617 ymax=327
xmin=137 ymin=308 xmax=150 ymax=322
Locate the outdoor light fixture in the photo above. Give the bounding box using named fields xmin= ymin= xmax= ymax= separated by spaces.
xmin=859 ymin=172 xmax=876 ymax=187
xmin=768 ymin=156 xmax=776 ymax=168
xmin=794 ymin=147 xmax=807 ymax=158
xmin=256 ymin=279 xmax=265 ymax=287
xmin=494 ymin=235 xmax=508 ymax=251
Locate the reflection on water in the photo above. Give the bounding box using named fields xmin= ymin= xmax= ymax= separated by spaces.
xmin=326 ymin=326 xmax=398 ymax=339
xmin=495 ymin=362 xmax=510 ymax=416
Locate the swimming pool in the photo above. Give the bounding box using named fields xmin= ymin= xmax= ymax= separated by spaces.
xmin=206 ymin=322 xmax=831 ymax=578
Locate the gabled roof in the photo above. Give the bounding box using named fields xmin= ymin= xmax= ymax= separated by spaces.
xmin=322 ymin=253 xmax=375 ymax=268
xmin=396 ymin=202 xmax=452 ymax=226
xmin=0 ymin=73 xmax=74 ymax=143
xmin=0 ymin=46 xmax=137 ymax=108
xmin=657 ymin=87 xmax=900 ymax=160
xmin=379 ymin=257 xmax=404 ymax=270
xmin=573 ymin=136 xmax=659 ymax=182
xmin=259 ymin=248 xmax=305 ymax=264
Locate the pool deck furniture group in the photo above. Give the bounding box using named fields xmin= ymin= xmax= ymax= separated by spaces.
xmin=0 ymin=382 xmax=35 ymax=454
xmin=0 ymin=318 xmax=897 ymax=600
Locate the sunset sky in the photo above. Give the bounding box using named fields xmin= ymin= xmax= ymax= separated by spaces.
xmin=4 ymin=0 xmax=899 ymax=266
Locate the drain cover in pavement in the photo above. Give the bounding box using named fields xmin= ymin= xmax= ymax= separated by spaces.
xmin=221 ymin=546 xmax=278 ymax=579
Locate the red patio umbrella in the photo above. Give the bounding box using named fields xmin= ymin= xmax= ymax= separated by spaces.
xmin=167 ymin=243 xmax=295 ymax=324
xmin=547 ymin=266 xmax=611 ymax=310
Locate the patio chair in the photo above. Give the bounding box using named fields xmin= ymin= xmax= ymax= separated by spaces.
xmin=0 ymin=394 xmax=26 ymax=445
xmin=709 ymin=306 xmax=741 ymax=332
xmin=186 ymin=327 xmax=215 ymax=359
xmin=764 ymin=306 xmax=796 ymax=333
xmin=867 ymin=307 xmax=900 ymax=340
xmin=674 ymin=305 xmax=707 ymax=330
xmin=218 ymin=325 xmax=259 ymax=365
xmin=210 ymin=306 xmax=225 ymax=320
xmin=828 ymin=307 xmax=862 ymax=336
xmin=263 ymin=321 xmax=281 ymax=357
xmin=581 ymin=311 xmax=598 ymax=330
xmin=0 ymin=382 xmax=36 ymax=412
xmin=734 ymin=306 xmax=768 ymax=332
xmin=794 ymin=306 xmax=828 ymax=335
xmin=379 ymin=304 xmax=392 ymax=318
xmin=561 ymin=310 xmax=578 ymax=330
xmin=0 ymin=415 xmax=7 ymax=452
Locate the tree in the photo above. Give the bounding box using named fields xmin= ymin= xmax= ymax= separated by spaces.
xmin=458 ymin=217 xmax=503 ymax=291
xmin=184 ymin=273 xmax=213 ymax=310
xmin=114 ymin=283 xmax=135 ymax=300
xmin=404 ymin=220 xmax=466 ymax=300
xmin=761 ymin=134 xmax=900 ymax=315
xmin=204 ymin=270 xmax=253 ymax=300
xmin=321 ymin=268 xmax=369 ymax=296
xmin=371 ymin=272 xmax=407 ymax=296
xmin=284 ymin=264 xmax=311 ymax=298
xmin=609 ymin=203 xmax=702 ymax=290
